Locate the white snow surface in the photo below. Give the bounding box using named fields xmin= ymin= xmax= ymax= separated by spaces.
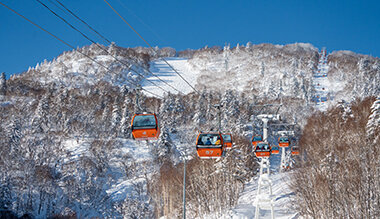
xmin=227 ymin=149 xmax=299 ymax=219
xmin=142 ymin=58 xmax=196 ymax=96
xmin=230 ymin=172 xmax=298 ymax=219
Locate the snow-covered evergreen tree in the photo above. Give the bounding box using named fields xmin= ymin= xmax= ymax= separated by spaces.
xmin=7 ymin=117 xmax=23 ymax=155
xmin=0 ymin=72 xmax=6 ymax=96
xmin=32 ymin=94 xmax=50 ymax=133
xmin=159 ymin=93 xmax=177 ymax=132
xmin=120 ymin=96 xmax=132 ymax=138
xmin=172 ymin=96 xmax=185 ymax=126
xmin=0 ymin=178 xmax=12 ymax=211
xmin=260 ymin=61 xmax=265 ymax=76
xmin=367 ymin=96 xmax=380 ymax=139
xmin=111 ymin=98 xmax=121 ymax=136
xmin=152 ymin=127 xmax=176 ymax=164
xmin=245 ymin=42 xmax=252 ymax=52
xmin=221 ymin=90 xmax=240 ymax=131
xmin=235 ymin=43 xmax=240 ymax=52
xmin=193 ymin=93 xmax=207 ymax=127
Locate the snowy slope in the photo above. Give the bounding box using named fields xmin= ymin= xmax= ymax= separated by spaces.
xmin=231 ymin=172 xmax=298 ymax=219
xmin=63 ymin=137 xmax=154 ymax=203
xmin=142 ymin=57 xmax=196 ymax=96
xmin=229 ymin=148 xmax=298 ymax=219
xmin=188 ymin=43 xmax=319 ymax=99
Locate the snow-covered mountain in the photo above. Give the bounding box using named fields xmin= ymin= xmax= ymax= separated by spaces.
xmin=11 ymin=43 xmax=151 ymax=90
xmin=190 ymin=43 xmax=318 ymax=99
xmin=1 ymin=42 xmax=379 ymax=218
xmin=9 ymin=42 xmax=379 ymax=108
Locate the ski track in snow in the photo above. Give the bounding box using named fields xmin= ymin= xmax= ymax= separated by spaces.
xmin=142 ymin=57 xmax=196 ymax=97
xmin=314 ymin=49 xmax=330 ymax=111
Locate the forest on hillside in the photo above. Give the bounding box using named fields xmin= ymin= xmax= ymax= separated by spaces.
xmin=1 ymin=79 xmax=271 ymax=218
xmin=1 ymin=43 xmax=380 ymax=218
xmin=292 ymin=97 xmax=380 ymax=218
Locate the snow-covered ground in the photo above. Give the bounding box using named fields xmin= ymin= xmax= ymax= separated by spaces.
xmin=142 ymin=57 xmax=197 ymax=96
xmin=231 ymin=172 xmax=298 ymax=219
xmin=63 ymin=137 xmax=154 ymax=202
xmin=230 ymin=149 xmax=298 ymax=219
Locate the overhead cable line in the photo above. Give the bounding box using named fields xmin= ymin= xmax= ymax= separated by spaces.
xmin=115 ymin=0 xmax=168 ymax=45
xmin=36 ymin=0 xmax=182 ymax=96
xmin=103 ymin=0 xmax=201 ymax=96
xmin=48 ymin=0 xmax=184 ymax=95
xmin=36 ymin=0 xmax=170 ymax=95
xmin=0 ymin=1 xmax=162 ymax=98
xmin=51 ymin=0 xmax=112 ymax=45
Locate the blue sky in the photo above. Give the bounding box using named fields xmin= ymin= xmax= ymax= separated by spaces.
xmin=1 ymin=0 xmax=380 ymax=79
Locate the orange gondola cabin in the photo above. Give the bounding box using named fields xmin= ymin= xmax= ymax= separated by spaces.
xmin=196 ymin=133 xmax=224 ymax=159
xmin=291 ymin=146 xmax=300 ymax=155
xmin=278 ymin=136 xmax=290 ymax=147
xmin=252 ymin=135 xmax=263 ymax=146
xmin=131 ymin=113 xmax=160 ymax=140
xmin=222 ymin=133 xmax=233 ymax=150
xmin=271 ymin=145 xmax=280 ymax=154
xmin=254 ymin=142 xmax=271 ymax=158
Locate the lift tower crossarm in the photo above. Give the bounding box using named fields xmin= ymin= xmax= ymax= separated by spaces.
xmin=256 ymin=114 xmax=280 ymax=142
xmin=251 ymin=104 xmax=282 ymax=116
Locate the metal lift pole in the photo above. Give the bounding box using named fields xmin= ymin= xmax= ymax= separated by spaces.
xmin=255 ymin=114 xmax=279 ymax=219
xmin=182 ymin=157 xmax=186 ymax=219
xmin=263 ymin=118 xmax=268 ymax=142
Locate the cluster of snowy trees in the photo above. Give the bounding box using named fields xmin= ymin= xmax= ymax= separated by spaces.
xmin=1 ymin=82 xmax=137 ymax=217
xmin=189 ymin=42 xmax=318 ymax=102
xmin=328 ymin=51 xmax=380 ymax=101
xmin=1 ymin=77 xmax=266 ymax=217
xmin=10 ymin=44 xmax=189 ymax=92
xmin=2 ymin=42 xmax=380 ymax=218
xmin=291 ymin=97 xmax=380 ymax=218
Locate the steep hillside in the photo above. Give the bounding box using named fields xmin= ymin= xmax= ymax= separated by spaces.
xmin=6 ymin=42 xmax=380 ymax=109
xmin=190 ymin=43 xmax=318 ymax=100
xmin=1 ymin=42 xmax=380 ymax=218
xmin=9 ymin=44 xmax=151 ymax=89
xmin=327 ymin=51 xmax=380 ymax=102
